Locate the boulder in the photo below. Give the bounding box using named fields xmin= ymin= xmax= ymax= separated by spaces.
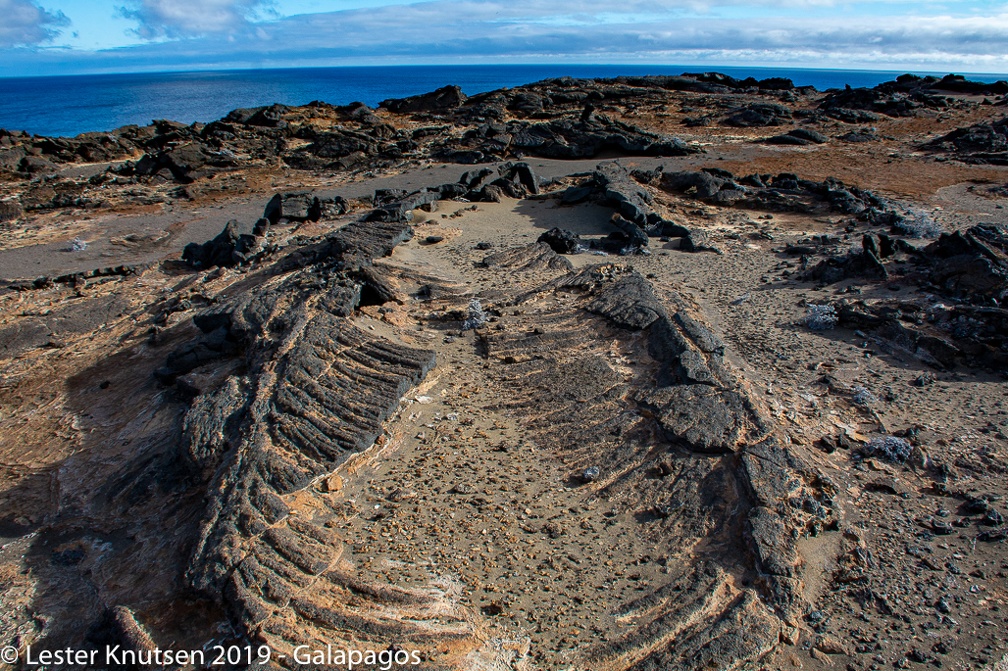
xmin=365 ymin=189 xmax=440 ymax=223
xmin=764 ymin=128 xmax=829 ymax=145
xmin=19 ymin=155 xmax=57 ymax=175
xmin=924 ymin=224 xmax=1008 ymax=302
xmin=924 ymin=116 xmax=1008 ymax=165
xmin=723 ymin=103 xmax=792 ymax=127
xmin=817 ymin=80 xmax=954 ymax=120
xmin=182 ymin=218 xmax=269 ymax=269
xmin=263 ymin=193 xmax=324 ymax=225
xmin=133 ymin=143 xmax=238 ymax=183
xmin=380 ymin=85 xmax=467 ymax=114
xmin=840 ymin=128 xmax=879 ymax=143
xmin=479 ymin=243 xmax=573 ymax=272
xmin=680 ymin=229 xmax=722 ymax=254
xmin=594 ymin=161 xmax=654 ymax=226
xmin=0 ymin=146 xmax=27 ymax=171
xmin=610 ymin=214 xmax=649 ymax=249
xmin=537 ymin=228 xmax=583 ymax=254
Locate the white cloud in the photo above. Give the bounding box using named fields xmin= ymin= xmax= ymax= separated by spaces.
xmin=0 ymin=0 xmax=68 ymax=47
xmin=6 ymin=0 xmax=1008 ymax=74
xmin=120 ymin=0 xmax=271 ymax=39
xmin=245 ymin=2 xmax=1008 ymax=64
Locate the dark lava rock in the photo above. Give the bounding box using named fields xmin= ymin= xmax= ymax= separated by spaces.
xmin=343 ymin=102 xmax=381 ymax=125
xmin=923 ymin=116 xmax=1008 ymax=165
xmin=19 ymin=155 xmax=57 ymax=175
xmin=926 ymin=74 xmax=1008 ymax=96
xmin=366 ymin=189 xmax=440 ymax=223
xmin=479 ymin=243 xmax=573 ymax=272
xmin=132 ymin=143 xmax=238 ymax=183
xmin=641 ymin=353 xmax=769 ymax=454
xmin=0 ymin=293 xmax=135 ymax=357
xmin=460 ymin=167 xmax=495 ymax=191
xmin=723 ymin=103 xmax=793 ymax=127
xmin=283 ymin=124 xmax=411 ymax=172
xmin=592 ymin=161 xmax=692 ymax=241
xmin=814 ymin=74 xmax=1004 ymax=122
xmin=662 ymin=168 xmax=907 ymax=224
xmin=182 ymin=218 xmax=270 ymax=269
xmin=380 ymin=85 xmax=468 ymax=115
xmin=441 ymin=115 xmax=697 ymax=162
xmin=594 ymin=161 xmax=654 ymax=226
xmin=244 ymin=104 xmax=289 ymax=128
xmin=362 ymin=163 xmax=542 ymax=225
xmin=664 ymin=168 xmax=752 ymax=207
xmin=537 ymin=227 xmax=583 ymax=254
xmin=186 ymin=310 xmax=437 ymax=618
xmin=615 ymin=72 xmax=795 ymax=94
xmin=263 ymin=192 xmax=323 ymax=225
xmin=156 ymin=325 xmax=239 ymax=384
xmin=748 ymin=507 xmax=800 ymax=576
xmin=764 ymin=128 xmax=829 ymax=145
xmin=810 ymin=223 xmax=1008 ymax=368
xmin=0 ymin=146 xmax=27 ymax=172
xmin=221 ymin=104 xmax=290 ymax=129
xmin=7 ymin=264 xmax=147 ymax=293
xmin=680 ymin=229 xmax=722 ymax=254
xmin=839 ymin=128 xmax=879 ymax=143
xmin=585 ymin=270 xmax=667 ymax=330
xmin=610 ymin=214 xmax=649 ymax=249
xmin=556 ymin=163 xmax=726 ymax=252
xmin=682 ymin=115 xmax=713 ymax=127
xmin=478 ymin=184 xmax=504 ymax=202
xmin=38 ymin=133 xmax=138 ymax=164
xmin=819 ymin=86 xmax=918 ymax=120
xmin=924 ymin=224 xmax=1008 ymax=302
xmin=822 ymin=106 xmax=880 ymax=124
xmin=561 ymin=185 xmax=593 ymax=204
xmin=861 ymin=436 xmax=913 ymax=463
xmin=803 ymin=233 xmax=900 ymax=283
xmin=491 ymin=161 xmax=541 ymax=198
xmin=320 ymin=195 xmax=350 ymax=218
xmin=87 ymin=606 xmax=159 ymax=660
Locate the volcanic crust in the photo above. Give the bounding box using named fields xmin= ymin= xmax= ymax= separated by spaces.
xmin=1 ymin=72 xmax=1008 ymax=671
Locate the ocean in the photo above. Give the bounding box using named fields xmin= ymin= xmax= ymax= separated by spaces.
xmin=1 ymin=64 xmax=1006 ymax=138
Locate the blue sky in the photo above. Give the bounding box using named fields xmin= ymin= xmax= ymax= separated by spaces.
xmin=2 ymin=0 xmax=1008 ymax=77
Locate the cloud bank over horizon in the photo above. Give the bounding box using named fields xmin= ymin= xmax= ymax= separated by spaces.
xmin=4 ymin=0 xmax=1008 ymax=76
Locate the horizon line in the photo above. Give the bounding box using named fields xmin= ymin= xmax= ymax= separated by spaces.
xmin=3 ymin=61 xmax=1008 ymax=82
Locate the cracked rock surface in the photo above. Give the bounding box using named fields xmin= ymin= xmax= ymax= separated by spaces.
xmin=2 ymin=73 xmax=1008 ymax=671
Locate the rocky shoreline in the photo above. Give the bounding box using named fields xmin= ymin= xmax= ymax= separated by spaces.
xmin=1 ymin=72 xmax=1007 ymax=671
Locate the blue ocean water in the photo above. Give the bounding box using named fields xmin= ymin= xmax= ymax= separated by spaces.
xmin=1 ymin=64 xmax=1006 ymax=138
